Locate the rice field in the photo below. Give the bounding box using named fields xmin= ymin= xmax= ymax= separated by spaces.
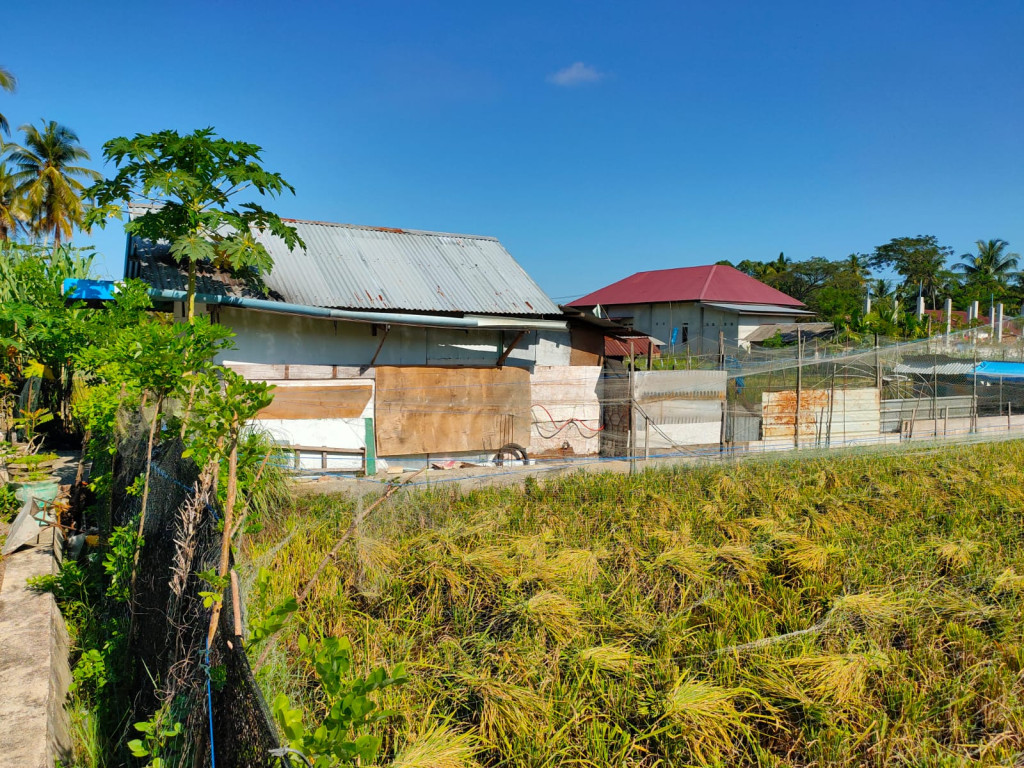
xmin=244 ymin=441 xmax=1024 ymax=767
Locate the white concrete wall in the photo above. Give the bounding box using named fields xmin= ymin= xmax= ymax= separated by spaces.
xmin=529 ymin=365 xmax=602 ymax=456
xmin=214 ymin=306 xmax=539 ymax=368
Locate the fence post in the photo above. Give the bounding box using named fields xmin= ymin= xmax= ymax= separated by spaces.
xmin=972 ymin=348 xmax=978 ymax=433
xmin=874 ymin=333 xmax=881 ymax=392
xmin=795 ymin=328 xmax=802 ymax=449
xmin=629 ymin=340 xmax=636 ymax=475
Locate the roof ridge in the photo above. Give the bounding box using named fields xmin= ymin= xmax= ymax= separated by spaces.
xmin=278 ymin=218 xmax=499 ymax=242
xmin=697 ymin=264 xmax=718 ymax=301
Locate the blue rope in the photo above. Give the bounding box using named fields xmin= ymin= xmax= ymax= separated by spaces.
xmin=151 ymin=463 xmax=220 ymax=520
xmin=205 ymin=636 xmax=216 ymax=768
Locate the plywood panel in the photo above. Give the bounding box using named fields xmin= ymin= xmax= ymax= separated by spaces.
xmin=569 ymin=327 xmax=604 ymax=367
xmin=375 ymin=366 xmax=530 ymax=456
xmin=259 ymin=383 xmax=373 ymax=420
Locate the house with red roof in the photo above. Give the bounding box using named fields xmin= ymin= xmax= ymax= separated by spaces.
xmin=568 ymin=264 xmax=814 ymax=352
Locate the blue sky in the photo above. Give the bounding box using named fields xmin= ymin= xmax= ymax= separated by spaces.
xmin=3 ymin=0 xmax=1023 ymax=300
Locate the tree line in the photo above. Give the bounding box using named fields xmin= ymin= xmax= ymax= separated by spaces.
xmin=720 ymin=235 xmax=1021 ymax=339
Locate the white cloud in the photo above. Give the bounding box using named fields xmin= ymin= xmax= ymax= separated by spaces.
xmin=547 ymin=62 xmax=604 ymax=87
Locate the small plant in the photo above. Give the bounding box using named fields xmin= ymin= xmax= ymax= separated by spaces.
xmin=103 ymin=523 xmax=141 ymax=603
xmin=128 ymin=703 xmax=182 ymax=768
xmin=0 ymin=484 xmax=18 ymax=519
xmin=272 ymin=634 xmax=408 ymax=767
xmin=12 ymin=406 xmax=54 ymax=453
xmin=197 ymin=568 xmax=230 ymax=608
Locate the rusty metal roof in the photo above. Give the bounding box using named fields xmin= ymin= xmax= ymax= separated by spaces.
xmin=126 ymin=207 xmax=559 ymax=316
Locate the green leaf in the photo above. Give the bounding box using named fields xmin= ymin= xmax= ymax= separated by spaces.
xmin=169 ymin=234 xmax=215 ymax=264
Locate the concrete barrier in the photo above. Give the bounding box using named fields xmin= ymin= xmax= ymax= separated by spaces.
xmin=0 ymin=526 xmax=72 ymax=767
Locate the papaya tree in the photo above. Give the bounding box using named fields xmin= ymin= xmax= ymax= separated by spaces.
xmin=86 ymin=128 xmax=304 ymax=321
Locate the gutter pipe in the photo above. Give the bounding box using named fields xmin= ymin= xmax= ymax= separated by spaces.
xmin=147 ymin=289 xmax=568 ymax=332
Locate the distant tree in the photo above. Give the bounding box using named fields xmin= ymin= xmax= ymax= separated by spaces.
xmin=870 ymin=279 xmax=894 ymax=299
xmin=0 ymin=162 xmax=25 ymax=241
xmin=87 ymin=127 xmax=304 ymax=321
xmin=955 ymin=239 xmax=1019 ymax=296
xmin=869 ymin=235 xmax=954 ymax=310
xmin=4 ymin=121 xmax=99 ymax=246
xmin=844 ymin=254 xmax=869 ymax=288
xmin=0 ymin=66 xmax=14 ymax=136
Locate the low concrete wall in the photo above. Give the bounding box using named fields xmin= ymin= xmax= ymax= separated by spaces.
xmin=0 ymin=527 xmax=72 ymax=768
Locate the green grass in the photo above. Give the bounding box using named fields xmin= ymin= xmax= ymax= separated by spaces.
xmin=244 ymin=441 xmax=1024 ymax=767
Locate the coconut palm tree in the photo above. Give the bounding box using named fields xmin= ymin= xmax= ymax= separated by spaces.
xmin=0 ymin=66 xmax=15 ymax=136
xmin=4 ymin=121 xmax=99 ymax=245
xmin=0 ymin=161 xmax=25 ymax=240
xmin=956 ymin=239 xmax=1019 ymax=291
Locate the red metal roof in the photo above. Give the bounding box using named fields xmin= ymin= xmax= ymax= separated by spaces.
xmin=605 ymin=335 xmax=660 ymax=358
xmin=568 ymin=265 xmax=805 ymax=308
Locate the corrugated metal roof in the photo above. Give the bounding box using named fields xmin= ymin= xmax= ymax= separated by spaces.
xmin=127 ymin=207 xmax=559 ymax=316
xmin=568 ymin=264 xmax=805 ymax=308
xmin=702 ymin=302 xmax=814 ymax=315
xmin=893 ymin=361 xmax=976 ymax=376
xmin=744 ymin=322 xmax=833 ymax=343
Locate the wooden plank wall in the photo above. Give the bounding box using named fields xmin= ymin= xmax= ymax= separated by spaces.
xmin=258 ymin=381 xmax=374 ymax=420
xmin=375 ymin=366 xmax=530 ymax=456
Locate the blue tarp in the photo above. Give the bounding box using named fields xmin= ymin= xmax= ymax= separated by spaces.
xmin=975 ymin=361 xmax=1024 ymax=379
xmin=62 ymin=279 xmax=119 ymax=300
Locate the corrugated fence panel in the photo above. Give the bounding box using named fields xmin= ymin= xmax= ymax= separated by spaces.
xmin=828 ymin=389 xmax=881 ymax=445
xmin=763 ymin=389 xmax=882 ymax=446
xmin=762 ymin=390 xmax=831 ymax=441
xmin=634 ymin=370 xmax=727 ymax=402
xmin=529 ymin=366 xmax=603 ymax=456
xmin=634 ymin=370 xmax=726 ymax=450
xmin=880 ymin=396 xmax=974 ymax=433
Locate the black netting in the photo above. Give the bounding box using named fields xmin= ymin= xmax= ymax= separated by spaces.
xmin=110 ymin=412 xmax=284 ymax=768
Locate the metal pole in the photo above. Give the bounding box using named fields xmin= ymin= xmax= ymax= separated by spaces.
xmin=972 ymin=348 xmax=978 ymax=433
xmin=629 ymin=340 xmax=636 ymax=475
xmin=932 ymin=353 xmax=938 ymax=437
xmin=874 ymin=332 xmax=881 ymax=392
